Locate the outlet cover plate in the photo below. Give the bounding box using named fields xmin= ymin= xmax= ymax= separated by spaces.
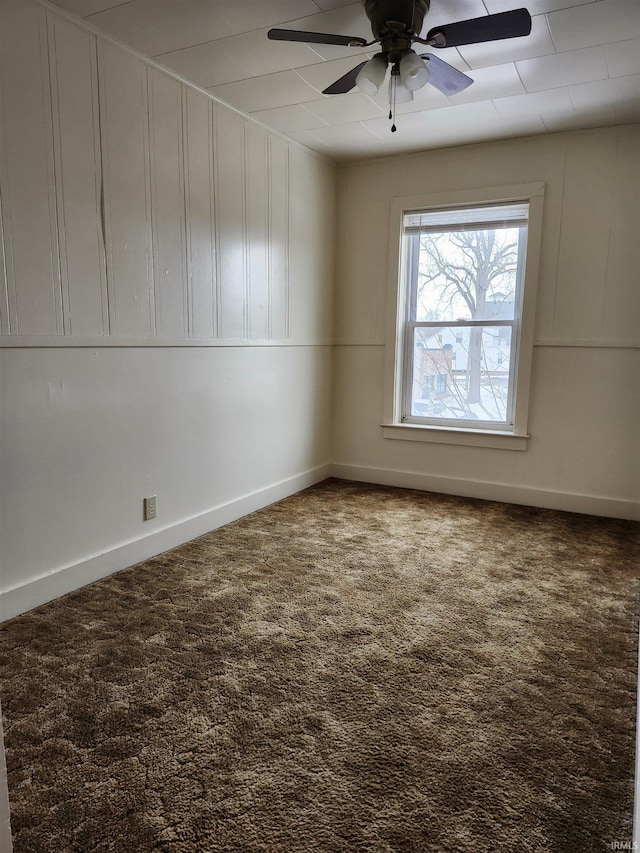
xmin=144 ymin=496 xmax=157 ymax=521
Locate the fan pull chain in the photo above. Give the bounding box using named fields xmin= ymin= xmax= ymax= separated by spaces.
xmin=390 ymin=74 xmax=397 ymax=132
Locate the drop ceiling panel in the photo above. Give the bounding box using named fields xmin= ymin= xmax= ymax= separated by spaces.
xmin=547 ymin=0 xmax=640 ymax=53
xmin=82 ymin=2 xmax=244 ymax=56
xmin=542 ymin=104 xmax=617 ymax=132
xmin=364 ymin=99 xmax=502 ymax=139
xmin=485 ymin=0 xmax=597 ymax=12
xmin=494 ymin=87 xmax=575 ymax=119
xmin=448 ymin=62 xmax=526 ymax=105
xmin=516 ymin=46 xmax=608 ymax=93
xmin=49 ymin=0 xmax=131 ymax=16
xmin=249 ymin=104 xmax=328 ymax=133
xmin=313 ymin=0 xmax=363 ymax=9
xmin=156 ymin=44 xmax=249 ymax=90
xmin=208 ymin=70 xmax=321 ymax=114
xmin=304 ymin=91 xmax=385 ymax=124
xmin=289 ymin=122 xmax=380 ymax=157
xmin=570 ymin=74 xmax=640 ymax=122
xmin=203 ymin=28 xmax=323 ymax=78
xmin=606 ymin=39 xmax=640 ymax=79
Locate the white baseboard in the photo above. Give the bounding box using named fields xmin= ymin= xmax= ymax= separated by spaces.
xmin=329 ymin=464 xmax=640 ymax=521
xmin=0 ymin=465 xmax=331 ymax=623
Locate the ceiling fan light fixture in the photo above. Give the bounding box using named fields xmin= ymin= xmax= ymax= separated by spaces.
xmin=355 ymin=54 xmax=387 ymax=96
xmin=389 ymin=76 xmax=414 ymax=104
xmin=399 ymin=50 xmax=430 ymax=91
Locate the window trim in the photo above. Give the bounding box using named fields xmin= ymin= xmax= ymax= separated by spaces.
xmin=382 ymin=182 xmax=545 ymax=450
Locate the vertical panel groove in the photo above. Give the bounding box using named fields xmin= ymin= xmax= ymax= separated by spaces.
xmin=144 ymin=66 xmax=156 ymax=337
xmin=147 ymin=66 xmax=160 ymax=337
xmin=209 ymin=100 xmax=217 ymax=338
xmin=266 ymin=134 xmax=272 ymax=341
xmin=212 ymin=103 xmax=221 ymax=339
xmin=46 ymin=10 xmax=71 ymax=335
xmin=37 ymin=5 xmax=64 ymax=335
xmin=285 ymin=145 xmax=290 ymax=340
xmin=96 ymin=41 xmax=115 ymax=336
xmin=179 ymin=87 xmax=188 ymax=337
xmin=89 ymin=33 xmax=109 ymax=337
xmin=260 ymin=128 xmax=269 ymax=340
xmin=598 ymin=125 xmax=619 ymax=334
xmin=0 ymin=40 xmax=11 ymax=335
xmin=182 ymin=89 xmax=193 ymax=337
xmin=243 ymin=123 xmax=250 ymax=338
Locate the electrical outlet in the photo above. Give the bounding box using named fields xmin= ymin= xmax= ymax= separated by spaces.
xmin=144 ymin=496 xmax=157 ymax=521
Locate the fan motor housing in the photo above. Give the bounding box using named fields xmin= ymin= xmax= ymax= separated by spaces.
xmin=364 ymin=0 xmax=430 ymax=40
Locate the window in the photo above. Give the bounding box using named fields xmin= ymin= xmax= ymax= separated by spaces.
xmin=403 ymin=201 xmax=527 ymax=430
xmin=383 ymin=184 xmax=544 ymax=450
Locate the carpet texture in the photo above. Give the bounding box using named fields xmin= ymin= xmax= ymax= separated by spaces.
xmin=1 ymin=479 xmax=639 ymax=852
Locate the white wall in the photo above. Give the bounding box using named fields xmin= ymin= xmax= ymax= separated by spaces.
xmin=0 ymin=1 xmax=337 ymax=620
xmin=333 ymin=126 xmax=640 ymax=519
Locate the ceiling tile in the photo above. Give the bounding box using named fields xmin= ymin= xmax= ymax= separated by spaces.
xmin=304 ymin=91 xmax=385 ymax=124
xmin=517 ymin=46 xmax=608 ymax=93
xmin=448 ymin=62 xmax=526 ymax=105
xmin=485 ymin=0 xmax=597 ymax=12
xmin=493 ymin=87 xmax=575 ymax=119
xmin=211 ymin=28 xmax=323 ymax=77
xmin=457 ymin=14 xmax=556 ymax=69
xmin=570 ymin=74 xmax=640 ymax=115
xmin=156 ymin=43 xmax=250 ymax=89
xmin=217 ymin=1 xmax=321 ymax=32
xmin=208 ymin=70 xmax=320 ymax=113
xmin=288 ymin=122 xmax=380 ymax=157
xmin=312 ymin=0 xmax=361 ymax=9
xmin=363 ymin=99 xmax=502 ymax=140
xmin=249 ymin=104 xmax=327 ymax=133
xmin=547 ymin=0 xmax=640 ymax=52
xmin=285 ymin=128 xmax=333 ymax=154
xmin=542 ymin=104 xmax=617 ymax=132
xmin=606 ymin=39 xmax=640 ymax=78
xmin=88 ymin=1 xmax=241 ymax=56
xmin=88 ymin=1 xmax=321 ymax=58
xmin=51 ymin=0 xmax=132 ymax=16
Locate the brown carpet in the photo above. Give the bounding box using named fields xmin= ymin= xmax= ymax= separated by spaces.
xmin=1 ymin=479 xmax=639 ymax=852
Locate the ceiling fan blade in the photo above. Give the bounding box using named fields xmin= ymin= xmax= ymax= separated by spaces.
xmin=426 ymin=8 xmax=532 ymax=48
xmin=420 ymin=54 xmax=473 ymax=96
xmin=322 ymin=61 xmax=369 ymax=95
xmin=267 ymin=28 xmax=368 ymax=47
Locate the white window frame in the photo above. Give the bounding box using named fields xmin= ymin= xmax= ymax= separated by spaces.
xmin=382 ymin=183 xmax=545 ymax=451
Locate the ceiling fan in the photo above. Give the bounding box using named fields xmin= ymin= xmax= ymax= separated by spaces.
xmin=268 ymin=1 xmax=532 ymax=130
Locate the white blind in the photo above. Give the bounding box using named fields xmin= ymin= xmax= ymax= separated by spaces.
xmin=403 ymin=201 xmax=529 ymax=233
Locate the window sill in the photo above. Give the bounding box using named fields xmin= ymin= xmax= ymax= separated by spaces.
xmin=381 ymin=423 xmax=529 ymax=451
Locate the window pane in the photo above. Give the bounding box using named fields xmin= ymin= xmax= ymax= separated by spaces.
xmin=410 ymin=326 xmax=513 ymax=424
xmin=414 ymin=227 xmax=522 ymax=322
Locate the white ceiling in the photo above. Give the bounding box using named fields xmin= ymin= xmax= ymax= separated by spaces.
xmin=49 ymin=0 xmax=640 ymax=161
